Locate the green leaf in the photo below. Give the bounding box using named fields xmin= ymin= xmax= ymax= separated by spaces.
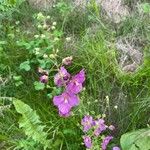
xmin=13 ymin=75 xmax=22 ymax=81
xmin=19 ymin=61 xmax=31 ymax=71
xmin=120 ymin=128 xmax=150 ymax=150
xmin=13 ymin=99 xmax=51 ymax=148
xmin=34 ymin=81 xmax=45 ymax=90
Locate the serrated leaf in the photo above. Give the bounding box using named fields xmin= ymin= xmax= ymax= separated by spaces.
xmin=120 ymin=128 xmax=150 ymax=150
xmin=20 ymin=61 xmax=31 ymax=71
xmin=13 ymin=99 xmax=51 ymax=148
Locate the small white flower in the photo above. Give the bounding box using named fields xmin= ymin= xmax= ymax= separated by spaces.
xmin=114 ymin=105 xmax=118 ymax=109
xmin=43 ymin=24 xmax=48 ymax=29
xmin=51 ymin=26 xmax=56 ymax=30
xmin=52 ymin=22 xmax=57 ymax=26
xmin=43 ymin=54 xmax=48 ymax=58
xmin=34 ymin=35 xmax=39 ymax=38
xmin=41 ymin=34 xmax=46 ymax=39
xmin=66 ymin=37 xmax=71 ymax=42
xmin=46 ymin=15 xmax=50 ymax=19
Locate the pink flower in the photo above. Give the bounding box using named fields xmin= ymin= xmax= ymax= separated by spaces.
xmin=81 ymin=115 xmax=94 ymax=132
xmin=101 ymin=136 xmax=113 ymax=150
xmin=53 ymin=92 xmax=79 ymax=117
xmin=66 ymin=69 xmax=85 ymax=94
xmin=94 ymin=119 xmax=107 ymax=136
xmin=40 ymin=75 xmax=48 ymax=83
xmin=83 ymin=136 xmax=92 ymax=149
xmin=54 ymin=67 xmax=70 ymax=87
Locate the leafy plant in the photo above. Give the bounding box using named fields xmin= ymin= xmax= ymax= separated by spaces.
xmin=120 ymin=128 xmax=150 ymax=150
xmin=13 ymin=99 xmax=51 ymax=149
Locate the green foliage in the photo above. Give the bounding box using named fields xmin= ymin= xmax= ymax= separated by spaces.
xmin=13 ymin=99 xmax=51 ymax=149
xmin=19 ymin=61 xmax=31 ymax=71
xmin=120 ymin=128 xmax=150 ymax=150
xmin=141 ymin=3 xmax=150 ymax=13
xmin=34 ymin=81 xmax=45 ymax=91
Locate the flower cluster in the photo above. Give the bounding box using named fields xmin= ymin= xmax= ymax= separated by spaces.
xmin=53 ymin=67 xmax=85 ymax=117
xmin=81 ymin=115 xmax=120 ymax=150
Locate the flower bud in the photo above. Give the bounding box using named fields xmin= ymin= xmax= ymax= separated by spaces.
xmin=62 ymin=56 xmax=73 ymax=65
xmin=40 ymin=75 xmax=48 ymax=83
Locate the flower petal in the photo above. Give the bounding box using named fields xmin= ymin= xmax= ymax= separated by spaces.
xmin=58 ymin=103 xmax=71 ymax=115
xmin=53 ymin=95 xmax=64 ymax=106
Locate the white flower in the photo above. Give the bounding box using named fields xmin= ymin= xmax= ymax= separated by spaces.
xmin=114 ymin=105 xmax=118 ymax=109
xmin=66 ymin=37 xmax=71 ymax=42
xmin=43 ymin=54 xmax=48 ymax=58
xmin=34 ymin=35 xmax=39 ymax=38
xmin=46 ymin=16 xmax=50 ymax=19
xmin=41 ymin=34 xmax=46 ymax=39
xmin=51 ymin=26 xmax=56 ymax=30
xmin=52 ymin=22 xmax=57 ymax=26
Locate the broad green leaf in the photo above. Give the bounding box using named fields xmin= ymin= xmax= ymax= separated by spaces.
xmin=120 ymin=128 xmax=150 ymax=150
xmin=34 ymin=81 xmax=45 ymax=90
xmin=19 ymin=61 xmax=31 ymax=71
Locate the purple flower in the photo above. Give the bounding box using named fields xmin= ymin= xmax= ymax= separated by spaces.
xmin=66 ymin=69 xmax=85 ymax=94
xmin=101 ymin=136 xmax=113 ymax=150
xmin=83 ymin=136 xmax=92 ymax=149
xmin=40 ymin=75 xmax=48 ymax=83
xmin=112 ymin=146 xmax=121 ymax=150
xmin=94 ymin=119 xmax=107 ymax=136
xmin=81 ymin=115 xmax=94 ymax=132
xmin=53 ymin=92 xmax=79 ymax=117
xmin=54 ymin=67 xmax=70 ymax=87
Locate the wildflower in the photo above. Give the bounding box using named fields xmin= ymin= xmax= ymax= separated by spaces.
xmin=46 ymin=15 xmax=50 ymax=19
xmin=41 ymin=34 xmax=46 ymax=39
xmin=54 ymin=67 xmax=70 ymax=87
xmin=66 ymin=69 xmax=85 ymax=94
xmin=40 ymin=75 xmax=48 ymax=83
xmin=53 ymin=22 xmax=57 ymax=26
xmin=53 ymin=91 xmax=79 ymax=117
xmin=66 ymin=37 xmax=71 ymax=42
xmin=101 ymin=136 xmax=113 ymax=150
xmin=83 ymin=136 xmax=92 ymax=149
xmin=94 ymin=119 xmax=107 ymax=136
xmin=51 ymin=26 xmax=56 ymax=30
xmin=43 ymin=54 xmax=48 ymax=58
xmin=114 ymin=105 xmax=118 ymax=109
xmin=81 ymin=115 xmax=94 ymax=132
xmin=34 ymin=35 xmax=39 ymax=38
xmin=37 ymin=12 xmax=45 ymax=21
xmin=62 ymin=56 xmax=73 ymax=65
xmin=112 ymin=146 xmax=120 ymax=150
